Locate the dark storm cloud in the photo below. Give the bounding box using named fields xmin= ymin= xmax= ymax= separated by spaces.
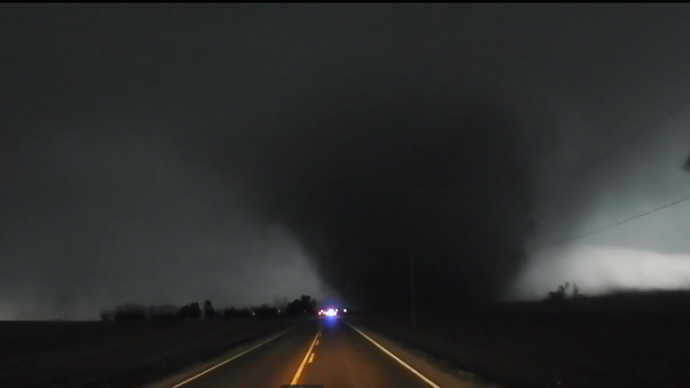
xmin=3 ymin=4 xmax=690 ymax=318
xmin=217 ymin=79 xmax=542 ymax=311
xmin=0 ymin=4 xmax=330 ymax=319
xmin=206 ymin=4 xmax=690 ymax=308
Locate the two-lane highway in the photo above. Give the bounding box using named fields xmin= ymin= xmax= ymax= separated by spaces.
xmin=169 ymin=317 xmax=440 ymax=388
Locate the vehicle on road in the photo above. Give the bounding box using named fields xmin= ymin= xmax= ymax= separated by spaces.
xmin=318 ymin=308 xmax=338 ymax=318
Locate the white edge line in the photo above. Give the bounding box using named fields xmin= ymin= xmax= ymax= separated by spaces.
xmin=290 ymin=329 xmax=321 ymax=385
xmin=347 ymin=323 xmax=442 ymax=388
xmin=168 ymin=327 xmax=294 ymax=388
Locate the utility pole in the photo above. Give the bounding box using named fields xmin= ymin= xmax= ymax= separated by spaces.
xmin=410 ymin=254 xmax=417 ymax=331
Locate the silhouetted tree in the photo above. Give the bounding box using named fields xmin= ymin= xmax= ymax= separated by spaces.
xmin=254 ymin=304 xmax=279 ymax=317
xmin=545 ymin=283 xmax=567 ymax=303
xmin=149 ymin=304 xmax=179 ymax=320
xmin=217 ymin=306 xmax=251 ymax=318
xmin=285 ymin=295 xmax=317 ymax=316
xmin=191 ymin=302 xmax=202 ymax=318
xmin=100 ymin=310 xmax=114 ymax=321
xmin=178 ymin=302 xmax=202 ymax=319
xmin=286 ymin=299 xmax=301 ymax=315
xmin=204 ymin=300 xmax=215 ymax=319
xmin=101 ymin=294 xmax=317 ymax=321
xmin=219 ymin=307 xmax=236 ymax=318
xmin=545 ymin=282 xmax=584 ymax=303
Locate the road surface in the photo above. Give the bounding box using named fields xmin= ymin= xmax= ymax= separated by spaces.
xmin=172 ymin=317 xmax=439 ymax=388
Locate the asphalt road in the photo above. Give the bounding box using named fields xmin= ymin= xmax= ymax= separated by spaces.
xmin=173 ymin=317 xmax=437 ymax=388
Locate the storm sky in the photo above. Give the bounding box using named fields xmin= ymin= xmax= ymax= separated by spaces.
xmin=2 ymin=4 xmax=690 ymax=319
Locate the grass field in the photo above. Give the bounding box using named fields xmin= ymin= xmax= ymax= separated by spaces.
xmin=0 ymin=317 xmax=300 ymax=388
xmin=351 ymin=291 xmax=690 ymax=388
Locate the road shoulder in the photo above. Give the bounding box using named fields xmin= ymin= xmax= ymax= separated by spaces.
xmin=143 ymin=321 xmax=304 ymax=388
xmin=346 ymin=321 xmax=500 ymax=388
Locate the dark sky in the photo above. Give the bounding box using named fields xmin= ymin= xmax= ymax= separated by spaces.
xmin=2 ymin=4 xmax=690 ymax=319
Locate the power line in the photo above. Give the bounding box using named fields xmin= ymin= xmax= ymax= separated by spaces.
xmin=504 ymin=94 xmax=690 ymax=257
xmin=528 ymin=192 xmax=690 ymax=255
xmin=491 ymin=93 xmax=690 ymax=245
xmin=532 ymin=95 xmax=690 ymax=207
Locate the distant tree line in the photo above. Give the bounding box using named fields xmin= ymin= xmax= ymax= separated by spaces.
xmin=100 ymin=295 xmax=318 ymax=322
xmin=544 ymin=282 xmax=585 ymax=303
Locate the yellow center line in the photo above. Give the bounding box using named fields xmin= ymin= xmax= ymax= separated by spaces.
xmin=290 ymin=329 xmax=321 ymax=385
